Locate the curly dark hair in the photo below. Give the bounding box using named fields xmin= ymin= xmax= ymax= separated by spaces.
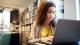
xmin=35 ymin=1 xmax=56 ymax=26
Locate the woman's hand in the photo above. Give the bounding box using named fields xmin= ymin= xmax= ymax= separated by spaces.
xmin=40 ymin=36 xmax=53 ymax=42
xmin=28 ymin=36 xmax=53 ymax=43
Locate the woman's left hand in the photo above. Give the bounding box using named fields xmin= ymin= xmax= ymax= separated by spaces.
xmin=40 ymin=36 xmax=53 ymax=42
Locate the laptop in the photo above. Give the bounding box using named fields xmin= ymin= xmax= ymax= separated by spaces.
xmin=52 ymin=19 xmax=80 ymax=44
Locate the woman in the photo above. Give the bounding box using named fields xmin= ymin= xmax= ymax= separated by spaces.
xmin=29 ymin=1 xmax=56 ymax=45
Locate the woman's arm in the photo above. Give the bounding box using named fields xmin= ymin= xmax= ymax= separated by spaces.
xmin=28 ymin=36 xmax=53 ymax=43
xmin=28 ymin=21 xmax=40 ymax=43
xmin=29 ymin=21 xmax=37 ymax=40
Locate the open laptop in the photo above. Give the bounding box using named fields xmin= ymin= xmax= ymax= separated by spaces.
xmin=52 ymin=19 xmax=80 ymax=44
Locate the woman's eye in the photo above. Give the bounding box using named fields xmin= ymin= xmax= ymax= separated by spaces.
xmin=48 ymin=11 xmax=50 ymax=13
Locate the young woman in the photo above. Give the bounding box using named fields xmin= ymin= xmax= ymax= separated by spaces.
xmin=29 ymin=1 xmax=56 ymax=45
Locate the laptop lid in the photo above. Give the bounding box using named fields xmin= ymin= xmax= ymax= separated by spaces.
xmin=52 ymin=19 xmax=80 ymax=44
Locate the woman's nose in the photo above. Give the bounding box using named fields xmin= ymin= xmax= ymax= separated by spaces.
xmin=49 ymin=14 xmax=52 ymax=18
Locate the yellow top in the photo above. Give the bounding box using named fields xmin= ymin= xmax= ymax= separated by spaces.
xmin=33 ymin=21 xmax=52 ymax=38
xmin=40 ymin=27 xmax=52 ymax=38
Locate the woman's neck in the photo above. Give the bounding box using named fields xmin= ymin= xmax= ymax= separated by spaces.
xmin=43 ymin=20 xmax=50 ymax=28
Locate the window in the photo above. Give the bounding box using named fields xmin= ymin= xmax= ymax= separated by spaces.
xmin=0 ymin=8 xmax=10 ymax=31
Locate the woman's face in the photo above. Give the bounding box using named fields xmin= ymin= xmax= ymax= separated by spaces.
xmin=47 ymin=6 xmax=55 ymax=22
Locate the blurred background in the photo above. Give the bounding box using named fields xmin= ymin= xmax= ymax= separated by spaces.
xmin=0 ymin=0 xmax=80 ymax=45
